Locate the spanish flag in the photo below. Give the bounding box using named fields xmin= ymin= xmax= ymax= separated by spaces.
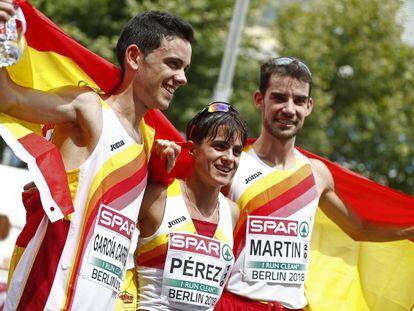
xmin=1 ymin=1 xmax=414 ymax=310
xmin=299 ymin=148 xmax=414 ymax=310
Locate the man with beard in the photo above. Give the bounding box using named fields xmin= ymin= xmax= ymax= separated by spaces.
xmin=215 ymin=57 xmax=414 ymax=310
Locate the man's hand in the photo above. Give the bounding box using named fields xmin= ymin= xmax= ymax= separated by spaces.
xmin=0 ymin=0 xmax=15 ymax=22
xmin=152 ymin=139 xmax=181 ymax=173
xmin=0 ymin=214 xmax=10 ymax=240
xmin=23 ymin=181 xmax=37 ymax=193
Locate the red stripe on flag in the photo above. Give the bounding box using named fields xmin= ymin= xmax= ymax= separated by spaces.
xmin=15 ymin=190 xmax=44 ymax=248
xmin=145 ymin=110 xmax=191 ymax=183
xmin=18 ymin=133 xmax=74 ymax=216
xmin=17 ymin=220 xmax=70 ymax=310
xmin=298 ymin=147 xmax=414 ymax=226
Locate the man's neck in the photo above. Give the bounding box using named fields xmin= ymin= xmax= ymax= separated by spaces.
xmin=105 ymin=80 xmax=147 ymax=129
xmin=102 ymin=81 xmax=148 ymax=144
xmin=253 ymin=132 xmax=297 ymax=170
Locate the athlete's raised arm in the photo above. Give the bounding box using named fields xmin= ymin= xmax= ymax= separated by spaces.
xmin=0 ymin=69 xmax=102 ymax=126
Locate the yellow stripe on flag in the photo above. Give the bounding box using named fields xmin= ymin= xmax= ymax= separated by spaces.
xmin=0 ymin=113 xmax=41 ymax=138
xmin=7 ymin=46 xmax=100 ymax=91
xmin=306 ymin=208 xmax=414 ymax=310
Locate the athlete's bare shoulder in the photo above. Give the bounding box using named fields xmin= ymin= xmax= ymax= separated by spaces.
xmin=139 ymin=182 xmax=168 ymax=220
xmin=138 ymin=182 xmax=168 ymax=237
xmin=226 ymin=198 xmax=240 ymax=230
xmin=51 ymin=86 xmax=103 ymax=139
xmin=309 ymin=158 xmax=334 ymax=196
xmin=55 ymin=86 xmax=102 ymax=115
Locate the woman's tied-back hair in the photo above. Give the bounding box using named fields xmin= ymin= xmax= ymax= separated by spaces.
xmin=116 ymin=11 xmax=194 ymax=71
xmin=186 ymin=104 xmax=248 ymax=147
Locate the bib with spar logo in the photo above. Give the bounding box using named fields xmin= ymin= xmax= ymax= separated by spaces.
xmin=83 ymin=204 xmax=135 ymax=292
xmin=244 ymin=215 xmax=310 ymax=284
xmin=162 ymin=232 xmax=234 ymax=309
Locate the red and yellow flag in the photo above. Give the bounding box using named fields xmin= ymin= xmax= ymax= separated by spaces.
xmin=298 ymin=148 xmax=414 ymax=310
xmin=1 ymin=1 xmax=414 ymax=309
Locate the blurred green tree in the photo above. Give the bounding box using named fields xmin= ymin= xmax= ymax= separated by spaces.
xmin=275 ymin=0 xmax=414 ymax=193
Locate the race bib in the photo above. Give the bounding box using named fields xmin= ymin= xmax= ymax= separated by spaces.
xmin=244 ymin=215 xmax=310 ymax=284
xmin=162 ymin=232 xmax=233 ymax=309
xmin=84 ymin=204 xmax=135 ymax=292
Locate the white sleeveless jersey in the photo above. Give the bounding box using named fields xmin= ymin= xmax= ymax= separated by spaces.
xmin=225 ymin=147 xmax=319 ymax=309
xmin=5 ymin=100 xmax=154 ymax=311
xmin=136 ymin=179 xmax=234 ymax=311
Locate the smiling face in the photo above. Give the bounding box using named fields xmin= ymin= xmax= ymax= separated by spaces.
xmin=256 ymin=74 xmax=313 ymax=141
xmin=191 ymin=126 xmax=244 ymax=188
xmin=133 ymin=37 xmax=192 ymax=110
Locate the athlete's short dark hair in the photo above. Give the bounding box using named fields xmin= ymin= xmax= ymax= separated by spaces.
xmin=116 ymin=11 xmax=194 ymax=71
xmin=259 ymin=57 xmax=312 ymax=97
xmin=186 ymin=103 xmax=248 ymax=147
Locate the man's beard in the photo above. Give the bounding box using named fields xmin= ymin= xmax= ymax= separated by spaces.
xmin=263 ymin=118 xmax=301 ymax=140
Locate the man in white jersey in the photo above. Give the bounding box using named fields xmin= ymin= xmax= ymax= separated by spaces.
xmin=0 ymin=1 xmax=192 ymax=309
xmin=215 ymin=57 xmax=414 ymax=310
